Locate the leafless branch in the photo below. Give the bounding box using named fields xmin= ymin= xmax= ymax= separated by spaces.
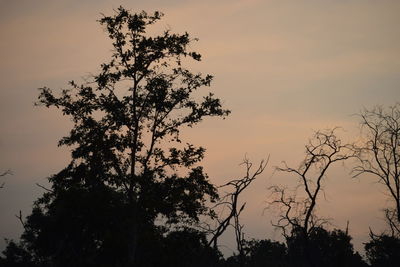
xmin=36 ymin=183 xmax=54 ymax=193
xmin=15 ymin=210 xmax=26 ymax=230
xmin=384 ymin=208 xmax=400 ymax=237
xmin=268 ymin=128 xmax=354 ymax=267
xmin=270 ymin=128 xmax=354 ymax=236
xmin=352 ymin=103 xmax=400 ymax=226
xmin=208 ymin=157 xmax=268 ymax=256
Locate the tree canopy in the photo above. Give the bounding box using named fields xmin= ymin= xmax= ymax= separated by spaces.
xmin=2 ymin=7 xmax=229 ymax=267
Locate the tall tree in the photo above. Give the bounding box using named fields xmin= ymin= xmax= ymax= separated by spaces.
xmin=269 ymin=129 xmax=355 ymax=267
xmin=4 ymin=7 xmax=229 ymax=267
xmin=353 ymin=103 xmax=400 ymax=235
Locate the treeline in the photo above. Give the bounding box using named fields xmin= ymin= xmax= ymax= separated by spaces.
xmin=1 ymin=195 xmax=400 ymax=267
xmin=1 ymin=7 xmax=400 ymax=267
xmin=2 ymin=219 xmax=399 ymax=267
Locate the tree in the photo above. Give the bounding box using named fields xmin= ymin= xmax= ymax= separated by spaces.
xmin=365 ymin=232 xmax=400 ymax=267
xmin=353 ymin=103 xmax=400 ymax=235
xmin=223 ymin=239 xmax=288 ymax=267
xmin=242 ymin=239 xmax=287 ymax=267
xmin=3 ymin=7 xmax=229 ymax=266
xmin=160 ymin=228 xmax=222 ymax=267
xmin=286 ymin=227 xmax=367 ymax=267
xmin=269 ymin=128 xmax=355 ymax=267
xmin=208 ymin=158 xmax=267 ymax=267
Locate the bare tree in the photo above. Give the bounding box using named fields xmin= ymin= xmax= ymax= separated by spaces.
xmin=353 ymin=103 xmax=400 ymax=235
xmin=269 ymin=129 xmax=355 ymax=266
xmin=208 ymin=158 xmax=267 ymax=265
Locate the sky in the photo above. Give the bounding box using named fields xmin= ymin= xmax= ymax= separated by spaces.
xmin=1 ymin=0 xmax=400 ymax=256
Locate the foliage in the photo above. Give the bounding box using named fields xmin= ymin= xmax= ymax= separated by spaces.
xmin=286 ymin=227 xmax=367 ymax=267
xmin=2 ymin=6 xmax=229 ymax=267
xmin=161 ymin=229 xmax=222 ymax=267
xmin=365 ymin=233 xmax=400 ymax=267
xmin=222 ymin=227 xmax=367 ymax=267
xmin=0 ymin=240 xmax=38 ymax=267
xmin=242 ymin=239 xmax=288 ymax=267
xmin=36 ymin=7 xmax=229 ymax=224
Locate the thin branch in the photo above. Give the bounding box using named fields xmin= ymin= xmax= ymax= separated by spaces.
xmin=15 ymin=210 xmax=26 ymax=230
xmin=270 ymin=128 xmax=354 ymax=236
xmin=208 ymin=157 xmax=268 ymax=250
xmin=35 ymin=183 xmax=54 ymax=193
xmin=353 ymin=103 xmax=400 ymax=225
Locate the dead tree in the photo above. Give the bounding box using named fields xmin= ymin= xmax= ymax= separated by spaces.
xmin=208 ymin=158 xmax=267 ymax=264
xmin=353 ymin=103 xmax=400 ymax=235
xmin=269 ymin=128 xmax=354 ymax=266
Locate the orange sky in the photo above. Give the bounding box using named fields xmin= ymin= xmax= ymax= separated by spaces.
xmin=1 ymin=0 xmax=400 ymax=255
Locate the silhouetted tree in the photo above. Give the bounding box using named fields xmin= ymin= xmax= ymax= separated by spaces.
xmin=353 ymin=103 xmax=400 ymax=235
xmin=270 ymin=128 xmax=355 ymax=267
xmin=365 ymin=232 xmax=400 ymax=267
xmin=2 ymin=7 xmax=229 ymax=267
xmin=161 ymin=228 xmax=222 ymax=267
xmin=208 ymin=158 xmax=267 ymax=267
xmin=286 ymin=227 xmax=367 ymax=267
xmin=242 ymin=239 xmax=288 ymax=267
xmin=224 ymin=234 xmax=364 ymax=267
xmin=0 ymin=240 xmax=37 ymax=267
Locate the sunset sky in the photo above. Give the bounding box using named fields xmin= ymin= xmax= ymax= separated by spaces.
xmin=1 ymin=0 xmax=400 ymax=255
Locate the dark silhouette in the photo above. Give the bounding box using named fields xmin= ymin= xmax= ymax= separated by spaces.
xmin=235 ymin=239 xmax=287 ymax=267
xmin=365 ymin=232 xmax=400 ymax=267
xmin=209 ymin=159 xmax=267 ymax=267
xmin=1 ymin=7 xmax=229 ymax=267
xmin=223 ymin=228 xmax=366 ymax=267
xmin=286 ymin=227 xmax=367 ymax=267
xmin=353 ymin=103 xmax=400 ymax=235
xmin=225 ymin=239 xmax=288 ymax=267
xmin=270 ymin=128 xmax=356 ymax=267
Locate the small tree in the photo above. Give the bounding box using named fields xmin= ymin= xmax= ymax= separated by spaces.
xmin=208 ymin=158 xmax=267 ymax=267
xmin=4 ymin=7 xmax=229 ymax=267
xmin=353 ymin=103 xmax=400 ymax=235
xmin=269 ymin=129 xmax=355 ymax=267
